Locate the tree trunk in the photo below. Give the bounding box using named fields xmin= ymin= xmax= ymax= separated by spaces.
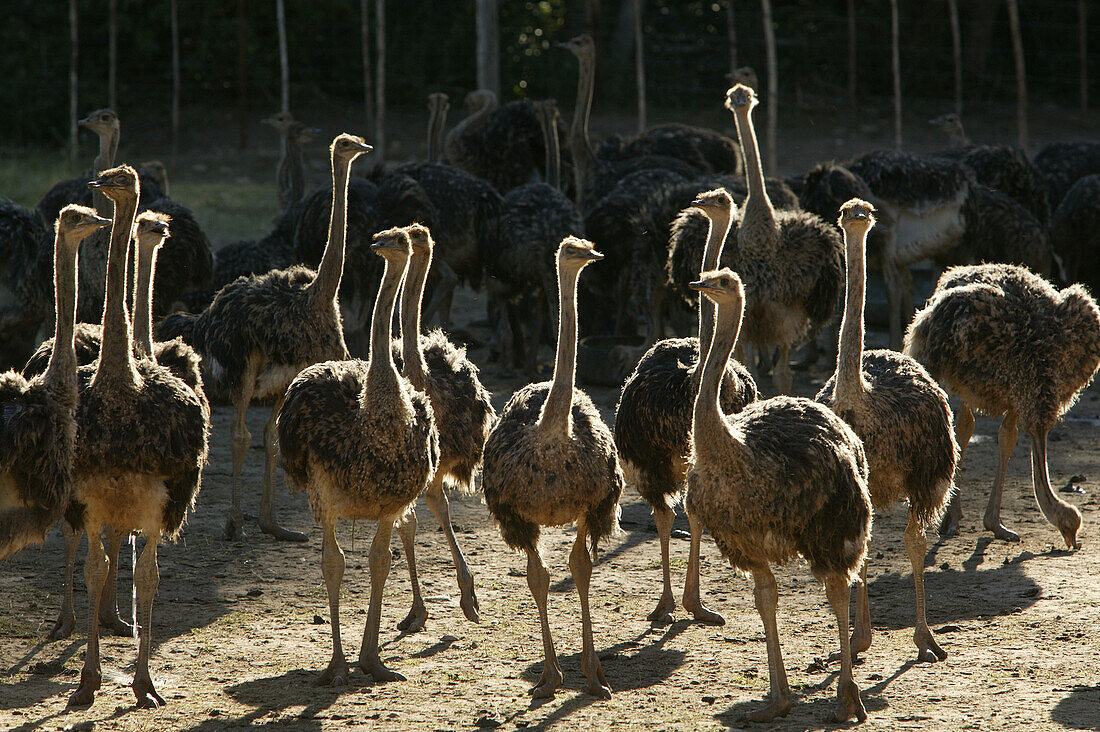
xmin=1006 ymin=0 xmax=1028 ymax=149
xmin=236 ymin=0 xmax=247 ymax=151
xmin=69 ymin=0 xmax=78 ymax=168
xmin=948 ymin=0 xmax=962 ymax=115
xmin=276 ymin=0 xmax=289 ymax=114
xmin=171 ymin=0 xmax=180 ymax=164
xmin=725 ymin=0 xmax=738 ymax=74
xmin=633 ymin=0 xmax=646 ymax=133
xmin=1080 ymin=0 xmax=1089 ymax=111
xmin=375 ymin=0 xmax=386 ymax=161
xmin=847 ymin=0 xmax=856 ymax=122
xmin=108 ymin=0 xmax=117 ymax=111
xmin=891 ymin=0 xmax=902 ymax=149
xmin=760 ymin=0 xmax=777 ymax=176
xmin=361 ymin=0 xmax=374 ymax=130
xmin=476 ymin=0 xmax=500 ymax=98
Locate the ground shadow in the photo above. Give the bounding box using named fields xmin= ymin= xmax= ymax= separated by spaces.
xmin=1051 ymin=685 xmax=1100 ymax=730
xmin=175 ymin=668 xmax=346 ymax=731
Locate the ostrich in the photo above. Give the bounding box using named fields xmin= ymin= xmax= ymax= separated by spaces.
xmin=724 ymin=84 xmax=843 ymax=394
xmin=945 ymin=184 xmax=1051 ymax=278
xmin=264 ymin=113 xmax=322 ymax=211
xmin=392 ymin=224 xmax=495 ymax=631
xmin=427 ymin=93 xmax=449 ymax=164
xmin=156 ymin=134 xmax=372 ymax=541
xmin=905 ymin=263 xmax=1100 ymax=547
xmin=36 ymin=110 xmax=119 ymax=224
xmin=278 ymin=227 xmax=438 ymax=684
xmin=816 ymin=199 xmax=957 ymax=664
xmin=687 ymin=267 xmax=871 ymax=723
xmin=67 ymin=165 xmax=208 ymax=708
xmin=0 ymin=206 xmax=108 ymax=561
xmin=1033 ymin=140 xmax=1100 ymax=210
xmin=614 ymin=189 xmax=757 ymax=626
xmin=1049 ymin=175 xmax=1100 ymax=289
xmin=482 ymin=237 xmax=622 ymax=700
xmin=845 ymin=148 xmax=971 ymax=349
xmin=138 ymin=160 xmax=170 ymax=197
xmin=486 ymin=99 xmax=584 ymax=376
xmin=0 ymin=199 xmax=50 ymax=368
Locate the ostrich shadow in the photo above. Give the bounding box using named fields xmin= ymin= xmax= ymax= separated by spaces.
xmin=1051 ymin=685 xmax=1100 ymax=730
xmin=173 ymin=669 xmax=336 ymax=732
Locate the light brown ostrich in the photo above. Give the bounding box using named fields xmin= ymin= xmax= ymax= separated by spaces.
xmin=905 ymin=263 xmax=1100 ymax=547
xmin=724 ymin=84 xmax=843 ymax=395
xmin=162 ymin=134 xmax=371 ymax=541
xmin=393 ymin=223 xmax=495 ymax=631
xmin=687 ymin=267 xmax=871 ymax=722
xmin=614 ymin=189 xmax=757 ymax=626
xmin=0 ymin=206 xmax=108 ymax=561
xmin=816 ymin=199 xmax=957 ymax=663
xmin=277 ymin=227 xmax=438 ymax=685
xmin=482 ymin=237 xmax=623 ymax=700
xmin=68 ymin=165 xmax=208 ymax=708
xmin=427 ymin=93 xmax=449 ymax=164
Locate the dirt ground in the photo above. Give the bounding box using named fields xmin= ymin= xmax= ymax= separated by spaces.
xmin=2 ymin=284 xmax=1100 ymax=732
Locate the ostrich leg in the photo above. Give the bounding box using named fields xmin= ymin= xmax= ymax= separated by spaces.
xmin=317 ymin=521 xmax=350 ymax=685
xmin=570 ymin=522 xmax=612 ymax=699
xmin=99 ymin=526 xmax=134 ymax=635
xmin=131 ymin=538 xmax=165 ymax=708
xmin=396 ymin=509 xmax=428 ymax=632
xmin=647 ymin=505 xmax=676 ymax=624
xmin=69 ymin=528 xmax=108 ymax=707
xmin=745 ymin=567 xmax=791 ymax=722
xmin=358 ymin=516 xmax=404 ymax=681
xmin=49 ymin=523 xmax=81 ymax=640
xmin=984 ymin=409 xmax=1020 ymax=542
xmin=423 ymin=473 xmax=480 ymax=622
xmin=682 ymin=510 xmax=724 ymax=625
xmin=906 ymin=512 xmax=947 ymax=662
xmin=259 ymin=393 xmax=306 ymax=541
xmin=825 ymin=574 xmax=867 ymax=723
xmin=939 ymin=400 xmax=974 ymax=537
xmin=226 ymin=377 xmax=255 ymax=541
xmin=526 ymin=547 xmax=561 ymax=698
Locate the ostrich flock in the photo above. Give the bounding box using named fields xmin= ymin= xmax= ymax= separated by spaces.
xmin=3 ymin=33 xmax=1100 ymax=723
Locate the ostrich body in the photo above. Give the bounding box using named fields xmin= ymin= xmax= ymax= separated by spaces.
xmin=205 ymin=202 xmax=304 ymax=298
xmin=483 ymin=237 xmax=623 ymax=700
xmin=687 ymin=268 xmax=871 ymax=723
xmin=1049 ymin=175 xmax=1100 ymax=290
xmin=0 ymin=207 xmax=108 ymax=561
xmin=948 ymin=184 xmax=1051 ymax=277
xmin=725 ymin=84 xmax=843 ymax=394
xmin=614 ymin=189 xmax=756 ymax=626
xmin=68 ymin=165 xmax=208 ymax=709
xmin=905 ymin=263 xmax=1100 ymax=547
xmin=816 ymin=200 xmax=957 ymax=664
xmin=1033 ymin=141 xmax=1100 ymax=210
xmin=156 ymin=135 xmax=372 ymax=542
xmin=392 ymin=224 xmax=495 ymax=631
xmin=0 ymin=198 xmax=50 ymax=368
xmin=278 ymin=228 xmax=438 ymax=684
xmin=487 ymin=99 xmax=584 ymax=375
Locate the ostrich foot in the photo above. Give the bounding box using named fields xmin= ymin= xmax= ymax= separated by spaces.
xmin=744 ymin=695 xmax=791 ymax=722
xmin=827 ymin=627 xmax=872 ymax=663
xmin=646 ymin=593 xmax=676 ymax=626
xmin=683 ymin=597 xmax=725 ymax=626
xmin=68 ymin=668 xmax=101 ymax=707
xmin=317 ymin=657 xmax=350 ymax=686
xmin=832 ymin=679 xmax=867 ymax=723
xmin=938 ymin=504 xmax=961 ymax=538
xmin=133 ymin=674 xmax=166 ymax=709
xmin=48 ymin=611 xmax=76 ymax=641
xmin=529 ymin=663 xmax=562 ymax=699
xmin=358 ymin=658 xmax=405 ymax=683
xmin=397 ymin=601 xmax=427 ymax=632
xmin=983 ymin=517 xmax=1020 ymax=543
xmin=459 ymin=577 xmax=480 ymax=624
xmin=100 ymin=609 xmax=134 ymax=637
xmin=259 ymin=520 xmax=308 ymax=542
xmin=224 ymin=515 xmax=246 ymax=542
xmin=582 ymin=655 xmax=612 ymax=700
xmin=914 ymin=629 xmax=948 ymax=663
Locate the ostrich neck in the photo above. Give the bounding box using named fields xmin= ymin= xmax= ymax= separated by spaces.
xmin=446 ymin=99 xmax=495 ymax=152
xmin=536 ymin=263 xmax=583 ymax=437
xmin=133 ymin=241 xmax=160 ymax=358
xmin=541 ymin=107 xmax=562 ymax=191
xmin=732 ymin=106 xmax=776 ymax=251
xmin=43 ymin=232 xmax=79 ymax=390
xmin=93 ymin=193 xmax=140 ymax=387
xmin=400 ymin=248 xmax=431 ymax=391
xmin=308 ymin=155 xmax=354 ymax=306
xmin=834 ymin=225 xmax=869 ymax=404
xmin=428 ymin=103 xmax=448 ymax=164
xmin=697 ymin=212 xmax=733 ymax=360
xmin=693 ymin=297 xmax=746 ymax=462
xmin=363 ymin=257 xmax=406 ymax=399
xmin=570 ymin=53 xmax=597 ymax=206
xmin=287 ymin=139 xmax=305 ymax=207
xmin=92 ymin=128 xmax=119 ymax=218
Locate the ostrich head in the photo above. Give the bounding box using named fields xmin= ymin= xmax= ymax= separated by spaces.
xmin=725 ymin=66 xmax=759 ymax=90
xmin=55 ymin=204 xmax=111 ymax=245
xmin=139 ymin=159 xmax=169 ymax=194
xmin=78 ymin=108 xmax=119 ymax=138
xmin=724 ymin=84 xmax=757 ymax=113
xmin=557 ymin=236 xmax=604 ymax=269
xmin=135 ymin=211 xmax=171 ymax=251
xmin=929 ymin=113 xmax=966 ymax=139
xmin=403 ymin=223 xmax=434 ymax=255
xmin=690 ymin=267 xmax=744 ymax=307
xmin=838 ymin=198 xmax=876 ymax=232
xmin=428 ymin=92 xmax=450 ymax=116
xmin=262 ymin=111 xmax=296 ymax=136
xmin=463 ymin=89 xmax=497 ymax=113
xmin=691 ymin=188 xmax=735 ymax=218
xmin=288 ymin=122 xmax=322 ymax=146
xmin=330 ymin=133 xmax=373 ymax=163
xmin=88 ymin=164 xmax=139 ymax=202
xmin=371 ymin=226 xmax=412 ymax=262
xmin=558 ymin=34 xmax=595 ymax=61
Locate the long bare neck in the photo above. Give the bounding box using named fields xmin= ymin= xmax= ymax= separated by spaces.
xmin=536 ymin=262 xmax=582 ymax=437
xmin=364 ymin=257 xmax=405 ymax=398
xmin=133 ymin=241 xmax=160 ymax=358
xmin=93 ymin=193 xmax=140 ymax=387
xmin=428 ymin=103 xmax=448 ymax=164
xmin=446 ymin=99 xmax=494 ymax=150
xmin=308 ymin=154 xmax=354 ymax=305
xmin=286 ymin=137 xmax=305 ymax=207
xmin=399 ymin=248 xmax=430 ymax=390
xmin=92 ymin=129 xmax=118 ymax=217
xmin=540 ymin=106 xmax=562 ymax=191
xmin=834 ymin=225 xmax=869 ymax=403
xmin=570 ymin=53 xmax=597 ymax=205
xmin=693 ymin=297 xmax=745 ymax=460
xmin=733 ymin=106 xmax=776 ymax=250
xmin=43 ymin=232 xmax=79 ymax=389
xmin=697 ymin=212 xmax=733 ymax=356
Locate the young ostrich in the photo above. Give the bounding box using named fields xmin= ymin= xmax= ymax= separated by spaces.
xmin=816 ymin=199 xmax=957 ymax=664
xmin=0 ymin=206 xmax=108 ymax=561
xmin=483 ymin=237 xmax=622 ymax=700
xmin=278 ymin=228 xmax=438 ymax=684
xmin=905 ymin=263 xmax=1100 ymax=547
xmin=725 ymin=84 xmax=843 ymax=394
xmin=614 ymin=189 xmax=757 ymax=626
xmin=36 ymin=109 xmax=120 ymax=224
xmin=263 ymin=113 xmax=322 ymax=211
xmin=393 ymin=224 xmax=495 ymax=630
xmin=68 ymin=165 xmax=208 ymax=708
xmin=687 ymin=268 xmax=871 ymax=722
xmin=160 ymin=134 xmax=371 ymax=541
